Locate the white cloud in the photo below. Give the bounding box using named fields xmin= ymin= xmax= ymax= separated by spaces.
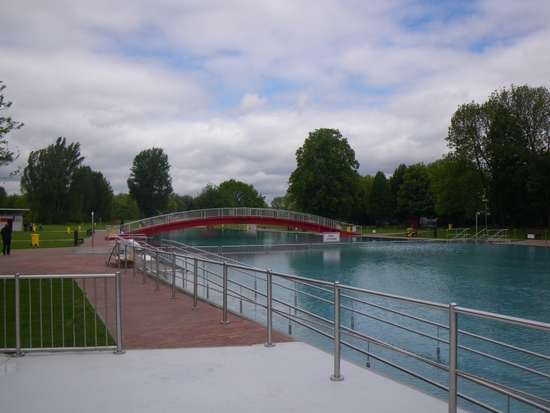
xmin=1 ymin=0 xmax=549 ymax=205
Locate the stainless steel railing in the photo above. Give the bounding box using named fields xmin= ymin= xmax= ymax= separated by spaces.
xmin=122 ymin=240 xmax=550 ymax=413
xmin=1 ymin=272 xmax=124 ymax=355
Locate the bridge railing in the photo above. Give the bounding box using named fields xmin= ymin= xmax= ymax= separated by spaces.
xmin=108 ymin=208 xmax=362 ymax=235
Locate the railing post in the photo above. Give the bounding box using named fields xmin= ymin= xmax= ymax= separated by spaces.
xmin=192 ymin=256 xmax=199 ymax=310
xmin=221 ymin=261 xmax=230 ymax=324
xmin=448 ymin=303 xmax=458 ymax=413
xmin=124 ymin=244 xmax=128 ymax=274
xmin=330 ymin=281 xmax=344 ymax=381
xmin=132 ymin=245 xmax=136 ymax=278
xmin=142 ymin=250 xmax=147 ymax=284
xmin=155 ymin=251 xmax=160 ymax=291
xmin=14 ymin=273 xmax=22 ymax=357
xmin=171 ymin=253 xmax=177 ymax=299
xmin=265 ymin=269 xmax=275 ymax=347
xmin=114 ymin=271 xmax=125 ymax=354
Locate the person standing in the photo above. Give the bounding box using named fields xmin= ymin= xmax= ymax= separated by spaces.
xmin=1 ymin=223 xmax=12 ymax=255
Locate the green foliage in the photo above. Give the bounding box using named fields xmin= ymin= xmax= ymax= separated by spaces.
xmin=366 ymin=171 xmax=392 ymax=224
xmin=271 ymin=194 xmax=293 ymax=210
xmin=111 ymin=193 xmax=141 ymax=222
xmin=427 ymin=155 xmax=483 ymax=224
xmin=70 ymin=166 xmax=113 ymax=222
xmin=0 ymin=81 xmax=24 ymax=174
xmin=287 ymin=128 xmax=362 ymax=221
xmin=194 ymin=180 xmax=267 ymax=209
xmin=21 ymin=137 xmax=85 ymax=223
xmin=127 ymin=147 xmax=173 ymax=217
xmin=396 ymin=163 xmax=435 ymax=219
xmin=218 ymin=179 xmax=267 ymax=208
xmin=447 ymin=85 xmax=550 ymax=226
xmin=0 ymin=186 xmax=6 ymax=206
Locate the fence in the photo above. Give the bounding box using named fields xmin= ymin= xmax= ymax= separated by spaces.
xmin=1 ymin=272 xmax=124 ymax=355
xmin=117 ymin=239 xmax=550 ymax=413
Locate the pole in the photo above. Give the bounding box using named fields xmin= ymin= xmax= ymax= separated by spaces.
xmin=330 ymin=281 xmax=344 ymax=381
xmin=91 ymin=212 xmax=95 ymax=248
xmin=448 ymin=303 xmax=458 ymax=413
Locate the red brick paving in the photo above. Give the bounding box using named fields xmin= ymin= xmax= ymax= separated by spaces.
xmin=0 ymin=230 xmax=293 ymax=349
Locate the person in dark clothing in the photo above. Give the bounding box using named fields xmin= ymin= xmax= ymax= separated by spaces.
xmin=1 ymin=223 xmax=12 ymax=255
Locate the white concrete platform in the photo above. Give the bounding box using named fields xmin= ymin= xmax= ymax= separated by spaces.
xmin=0 ymin=342 xmax=466 ymax=413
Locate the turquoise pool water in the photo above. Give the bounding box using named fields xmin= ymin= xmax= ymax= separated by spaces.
xmin=162 ymin=229 xmax=550 ymax=411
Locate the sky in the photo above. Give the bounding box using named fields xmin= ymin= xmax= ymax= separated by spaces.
xmin=1 ymin=0 xmax=549 ymax=204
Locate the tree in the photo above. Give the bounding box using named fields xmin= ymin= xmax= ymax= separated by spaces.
xmin=396 ymin=163 xmax=435 ymax=220
xmin=21 ymin=137 xmax=84 ymax=223
xmin=218 ymin=179 xmax=267 ymax=208
xmin=389 ymin=164 xmax=407 ymax=222
xmin=0 ymin=81 xmax=24 ymax=175
xmin=271 ymin=195 xmax=292 ymax=210
xmin=0 ymin=186 xmax=7 ymax=206
xmin=366 ymin=171 xmax=392 ymax=225
xmin=194 ymin=180 xmax=267 ymax=209
xmin=446 ymin=85 xmax=550 ymax=226
xmin=127 ymin=147 xmax=173 ymax=217
xmin=287 ymin=128 xmax=362 ymax=221
xmin=111 ymin=193 xmax=141 ymax=222
xmin=193 ymin=183 xmax=223 ymax=210
xmin=427 ymin=155 xmax=483 ymax=225
xmin=70 ymin=166 xmax=113 ymax=222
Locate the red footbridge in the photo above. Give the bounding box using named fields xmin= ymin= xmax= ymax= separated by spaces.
xmin=109 ymin=208 xmax=362 ymax=238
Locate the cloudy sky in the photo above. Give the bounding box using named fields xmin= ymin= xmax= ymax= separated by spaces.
xmin=1 ymin=0 xmax=549 ymax=203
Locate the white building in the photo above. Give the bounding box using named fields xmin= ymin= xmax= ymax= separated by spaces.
xmin=0 ymin=208 xmax=30 ymax=231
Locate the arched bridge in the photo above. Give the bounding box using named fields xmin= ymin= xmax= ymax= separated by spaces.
xmin=111 ymin=208 xmax=362 ymax=237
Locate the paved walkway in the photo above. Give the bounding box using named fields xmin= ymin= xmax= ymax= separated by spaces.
xmin=0 ymin=230 xmax=292 ymax=349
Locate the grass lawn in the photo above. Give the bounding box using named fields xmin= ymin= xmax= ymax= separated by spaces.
xmin=1 ymin=277 xmax=115 ymax=349
xmin=9 ymin=223 xmax=95 ymax=249
xmin=2 ymin=223 xmax=114 ymax=349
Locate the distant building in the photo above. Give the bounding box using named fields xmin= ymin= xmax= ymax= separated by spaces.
xmin=0 ymin=208 xmax=30 ymax=231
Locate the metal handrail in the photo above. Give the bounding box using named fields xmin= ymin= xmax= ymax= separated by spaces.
xmin=1 ymin=272 xmax=124 ymax=355
xmin=127 ymin=241 xmax=550 ymax=413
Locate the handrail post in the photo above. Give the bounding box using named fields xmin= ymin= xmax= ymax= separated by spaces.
xmin=330 ymin=281 xmax=344 ymax=381
xmin=132 ymin=244 xmax=136 ymax=278
xmin=265 ymin=269 xmax=275 ymax=347
xmin=192 ymin=256 xmax=199 ymax=310
xmin=221 ymin=261 xmax=230 ymax=324
xmin=142 ymin=249 xmax=147 ymax=284
xmin=124 ymin=244 xmax=128 ymax=274
xmin=155 ymin=251 xmax=160 ymax=291
xmin=171 ymin=253 xmax=177 ymax=299
xmin=448 ymin=303 xmax=458 ymax=413
xmin=114 ymin=271 xmax=125 ymax=354
xmin=14 ymin=273 xmax=22 ymax=357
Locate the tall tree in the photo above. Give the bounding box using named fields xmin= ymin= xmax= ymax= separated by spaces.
xmin=21 ymin=137 xmax=84 ymax=223
xmin=111 ymin=193 xmax=141 ymax=222
xmin=396 ymin=163 xmax=435 ymax=220
xmin=70 ymin=166 xmax=113 ymax=222
xmin=427 ymin=155 xmax=483 ymax=225
xmin=0 ymin=81 xmax=24 ymax=175
xmin=287 ymin=128 xmax=362 ymax=221
xmin=447 ymin=85 xmax=550 ymax=226
xmin=218 ymin=179 xmax=267 ymax=208
xmin=366 ymin=171 xmax=392 ymax=225
xmin=389 ymin=164 xmax=407 ymax=222
xmin=127 ymin=147 xmax=173 ymax=217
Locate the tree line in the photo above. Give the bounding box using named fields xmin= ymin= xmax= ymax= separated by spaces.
xmin=1 ymin=81 xmax=549 ymax=227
